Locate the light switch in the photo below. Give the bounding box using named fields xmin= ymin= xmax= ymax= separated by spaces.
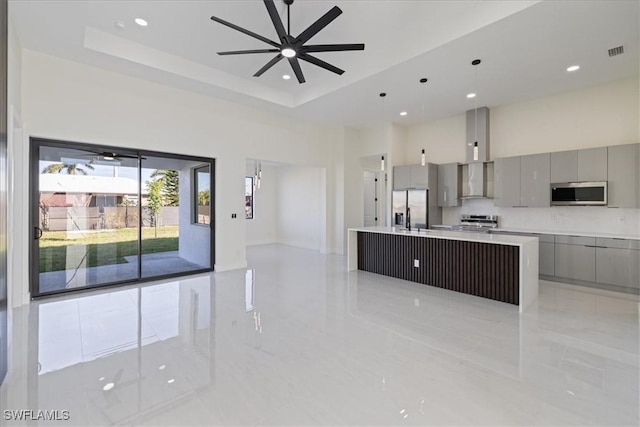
xmin=414 ymin=259 xmax=419 ymax=268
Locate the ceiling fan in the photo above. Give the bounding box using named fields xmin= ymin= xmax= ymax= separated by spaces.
xmin=210 ymin=0 xmax=365 ymax=84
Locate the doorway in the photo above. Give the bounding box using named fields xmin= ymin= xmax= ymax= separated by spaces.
xmin=30 ymin=138 xmax=215 ymax=297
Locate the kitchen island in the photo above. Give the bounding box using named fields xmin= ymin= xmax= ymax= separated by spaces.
xmin=348 ymin=227 xmax=539 ymax=312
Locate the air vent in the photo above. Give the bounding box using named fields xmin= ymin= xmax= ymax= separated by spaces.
xmin=608 ymin=45 xmax=624 ymax=57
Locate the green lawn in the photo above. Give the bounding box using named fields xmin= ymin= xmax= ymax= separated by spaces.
xmin=39 ymin=226 xmax=179 ymax=273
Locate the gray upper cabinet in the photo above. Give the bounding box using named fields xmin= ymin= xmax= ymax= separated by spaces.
xmin=577 ymin=147 xmax=607 ymax=181
xmin=437 ymin=163 xmax=461 ymax=207
xmin=607 ymin=143 xmax=639 ymax=208
xmin=550 ymin=150 xmax=577 ymax=183
xmin=393 ymin=166 xmax=411 ymax=190
xmin=393 ymin=165 xmax=433 ymax=190
xmin=494 ymin=156 xmax=521 ymax=207
xmin=520 ymin=153 xmax=550 ymax=207
xmin=410 ymin=164 xmax=430 ymax=189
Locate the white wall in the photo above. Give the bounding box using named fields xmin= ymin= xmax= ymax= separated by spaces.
xmin=12 ymin=50 xmax=343 ymax=305
xmin=7 ymin=18 xmax=26 ymax=308
xmin=275 ymin=166 xmax=324 ymax=251
xmin=245 ymin=163 xmax=277 ymax=246
xmin=406 ymin=78 xmax=640 ymax=236
xmin=178 ymin=162 xmax=210 ymax=267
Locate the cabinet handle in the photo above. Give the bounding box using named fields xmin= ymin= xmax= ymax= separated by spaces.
xmin=584 ymin=245 xmax=607 ymax=248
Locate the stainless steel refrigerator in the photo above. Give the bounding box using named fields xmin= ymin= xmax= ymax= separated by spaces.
xmin=392 ymin=189 xmax=431 ymax=229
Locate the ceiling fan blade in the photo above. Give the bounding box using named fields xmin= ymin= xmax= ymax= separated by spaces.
xmin=263 ymin=0 xmax=288 ymax=44
xmin=299 ymin=53 xmax=344 ymax=75
xmin=303 ymin=43 xmax=365 ymax=53
xmin=287 ymin=57 xmax=306 ymax=84
xmin=294 ymin=6 xmax=342 ymax=45
xmin=254 ymin=54 xmax=284 ymax=77
xmin=210 ymin=15 xmax=280 ymax=48
xmin=218 ymin=49 xmax=280 ymax=55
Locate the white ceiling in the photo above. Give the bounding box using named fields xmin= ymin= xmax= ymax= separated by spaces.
xmin=10 ymin=0 xmax=640 ymax=127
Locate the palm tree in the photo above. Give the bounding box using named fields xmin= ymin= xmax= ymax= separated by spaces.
xmin=42 ymin=162 xmax=95 ymax=175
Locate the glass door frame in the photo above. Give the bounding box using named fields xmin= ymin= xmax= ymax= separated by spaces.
xmin=29 ymin=137 xmax=215 ymax=299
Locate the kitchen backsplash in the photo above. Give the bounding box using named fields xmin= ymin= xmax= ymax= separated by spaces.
xmin=442 ymin=198 xmax=640 ymax=237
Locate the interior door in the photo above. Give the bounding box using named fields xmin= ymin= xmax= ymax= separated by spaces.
xmin=363 ymin=171 xmax=376 ymax=226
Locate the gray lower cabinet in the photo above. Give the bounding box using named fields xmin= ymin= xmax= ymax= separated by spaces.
xmin=577 ymin=147 xmax=607 ymax=181
xmin=554 ymin=242 xmax=596 ymax=282
xmin=539 ymin=242 xmax=555 ymax=276
xmin=520 ymin=153 xmax=550 ymax=207
xmin=596 ymin=247 xmax=640 ymax=289
xmin=607 ymin=144 xmax=639 ymax=208
xmin=494 ymin=156 xmax=521 ymax=207
xmin=437 ymin=163 xmax=461 ymax=207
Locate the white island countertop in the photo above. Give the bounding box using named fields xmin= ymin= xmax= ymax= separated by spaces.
xmin=348 ymin=226 xmax=537 ymax=246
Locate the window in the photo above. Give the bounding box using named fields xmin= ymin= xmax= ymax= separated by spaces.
xmin=194 ymin=165 xmax=210 ymax=224
xmin=245 ymin=177 xmax=254 ymax=219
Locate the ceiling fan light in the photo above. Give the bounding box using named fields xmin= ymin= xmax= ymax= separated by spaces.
xmin=281 ymin=47 xmax=296 ymax=58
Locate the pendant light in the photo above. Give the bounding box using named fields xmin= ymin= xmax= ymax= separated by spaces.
xmin=419 ymin=78 xmax=428 ymax=166
xmin=257 ymin=161 xmax=262 ymax=189
xmin=471 ymin=59 xmax=481 ymax=162
xmin=379 ymin=92 xmax=387 ymax=171
xmin=254 ymin=160 xmax=258 ymax=191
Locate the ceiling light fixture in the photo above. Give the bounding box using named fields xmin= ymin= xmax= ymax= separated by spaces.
xmin=466 ymin=93 xmax=476 ymax=99
xmin=281 ymin=47 xmax=296 ymax=58
xmin=134 ymin=18 xmax=148 ymax=27
xmin=103 ymin=383 xmax=115 ymax=391
xmin=471 ymin=59 xmax=481 ymax=161
xmin=566 ymin=65 xmax=580 ymax=72
xmin=400 ymin=111 xmax=407 ymax=116
xmin=282 ymin=74 xmax=291 ymax=80
xmin=381 ymin=155 xmax=385 ymax=172
xmin=421 ymin=149 xmax=426 ymax=167
xmin=113 ymin=21 xmax=125 ymax=29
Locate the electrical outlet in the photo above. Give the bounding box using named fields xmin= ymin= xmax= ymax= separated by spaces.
xmin=231 ymin=213 xmax=237 ymax=218
xmin=414 ymin=259 xmax=419 ymax=268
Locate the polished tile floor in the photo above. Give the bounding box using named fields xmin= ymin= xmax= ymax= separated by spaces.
xmin=1 ymin=244 xmax=638 ymax=426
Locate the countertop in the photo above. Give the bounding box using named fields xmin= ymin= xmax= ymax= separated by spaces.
xmin=348 ymin=226 xmax=536 ymax=246
xmin=491 ymin=227 xmax=639 ymax=240
xmin=431 ymin=225 xmax=640 ymax=240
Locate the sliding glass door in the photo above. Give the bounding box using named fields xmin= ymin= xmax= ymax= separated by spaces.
xmin=31 ymin=139 xmax=214 ymax=297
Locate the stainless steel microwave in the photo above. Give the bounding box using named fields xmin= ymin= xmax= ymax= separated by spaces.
xmin=550 ymin=181 xmax=607 ymax=206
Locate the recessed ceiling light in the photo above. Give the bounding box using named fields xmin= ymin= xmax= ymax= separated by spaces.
xmin=566 ymin=65 xmax=580 ymax=72
xmin=102 ymin=382 xmax=115 ymax=391
xmin=467 ymin=93 xmax=476 ymax=99
xmin=282 ymin=74 xmax=291 ymax=80
xmin=113 ymin=21 xmax=125 ymax=29
xmin=167 ymin=379 xmax=175 ymax=384
xmin=400 ymin=111 xmax=408 ymax=116
xmin=134 ymin=18 xmax=148 ymax=27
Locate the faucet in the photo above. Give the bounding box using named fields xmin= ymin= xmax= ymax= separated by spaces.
xmin=406 ymin=207 xmax=411 ymax=231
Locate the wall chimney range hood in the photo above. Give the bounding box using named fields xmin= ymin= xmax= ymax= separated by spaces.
xmin=460 ymin=107 xmax=491 ymax=199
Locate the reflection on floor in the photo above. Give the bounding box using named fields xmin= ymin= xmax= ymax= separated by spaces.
xmin=39 ymin=251 xmax=206 ymax=293
xmin=2 ymin=244 xmax=639 ymax=425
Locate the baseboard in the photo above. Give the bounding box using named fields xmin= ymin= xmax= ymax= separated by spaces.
xmin=214 ymin=261 xmax=248 ymax=272
xmin=246 ymin=239 xmax=277 ymax=246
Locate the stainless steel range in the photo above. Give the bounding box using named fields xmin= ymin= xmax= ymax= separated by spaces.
xmin=432 ymin=214 xmax=498 ymax=233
